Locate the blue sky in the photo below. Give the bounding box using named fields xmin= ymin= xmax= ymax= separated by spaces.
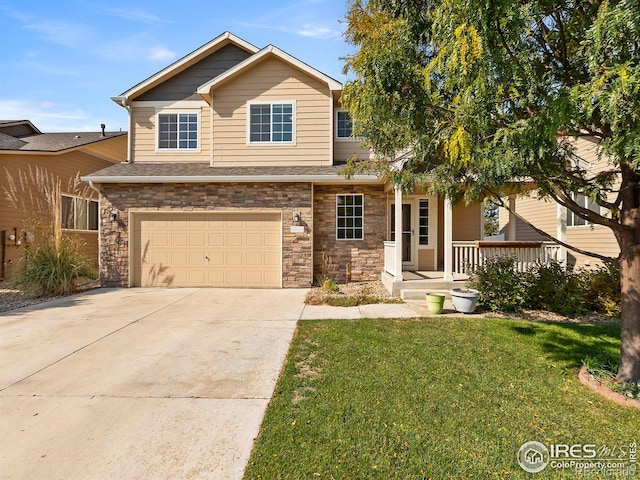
xmin=0 ymin=0 xmax=354 ymax=133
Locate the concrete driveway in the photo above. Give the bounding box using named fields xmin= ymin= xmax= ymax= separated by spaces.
xmin=0 ymin=287 xmax=307 ymax=480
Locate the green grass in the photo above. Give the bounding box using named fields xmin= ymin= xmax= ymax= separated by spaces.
xmin=244 ymin=318 xmax=639 ymax=479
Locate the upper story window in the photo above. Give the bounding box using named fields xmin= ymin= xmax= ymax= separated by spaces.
xmin=336 ymin=110 xmax=353 ymax=139
xmin=158 ymin=112 xmax=198 ymax=150
xmin=248 ymin=102 xmax=295 ymax=144
xmin=336 ymin=194 xmax=364 ymax=240
xmin=62 ymin=195 xmax=98 ymax=231
xmin=567 ymin=193 xmax=599 ymax=227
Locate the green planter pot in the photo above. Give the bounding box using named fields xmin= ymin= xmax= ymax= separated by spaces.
xmin=426 ymin=293 xmax=446 ymax=314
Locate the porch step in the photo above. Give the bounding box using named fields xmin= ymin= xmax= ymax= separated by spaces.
xmin=400 ymin=289 xmax=451 ymax=301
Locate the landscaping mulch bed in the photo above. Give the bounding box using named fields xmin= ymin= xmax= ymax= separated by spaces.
xmin=0 ymin=279 xmax=99 ymax=313
xmin=305 ymin=280 xmax=403 ymax=306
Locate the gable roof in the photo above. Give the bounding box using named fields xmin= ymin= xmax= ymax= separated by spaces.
xmin=196 ymin=44 xmax=343 ymax=103
xmin=0 ymin=130 xmax=127 ymax=153
xmin=114 ymin=32 xmax=259 ymax=103
xmin=0 ymin=120 xmax=41 ymax=136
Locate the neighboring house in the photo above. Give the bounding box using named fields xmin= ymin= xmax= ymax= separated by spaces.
xmin=83 ymin=32 xmax=487 ymax=291
xmin=0 ymin=120 xmax=127 ymax=278
xmin=498 ymin=135 xmax=620 ymax=268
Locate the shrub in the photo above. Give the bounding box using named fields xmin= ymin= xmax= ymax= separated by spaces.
xmin=467 ymin=256 xmax=527 ymax=312
xmin=524 ymin=261 xmax=585 ymax=317
xmin=579 ymin=263 xmax=621 ymax=318
xmin=583 ymin=354 xmax=639 ymax=400
xmin=15 ymin=237 xmax=95 ymax=297
xmin=4 ymin=166 xmax=96 ymax=297
xmin=322 ymin=277 xmax=339 ymax=293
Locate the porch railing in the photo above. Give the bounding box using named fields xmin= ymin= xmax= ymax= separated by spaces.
xmin=453 ymin=241 xmax=563 ymax=274
xmin=384 ymin=241 xmax=396 ymax=275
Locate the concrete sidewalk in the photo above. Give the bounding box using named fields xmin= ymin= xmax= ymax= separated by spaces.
xmin=300 ymin=298 xmax=484 ymax=319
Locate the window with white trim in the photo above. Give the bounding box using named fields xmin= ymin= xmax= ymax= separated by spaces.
xmin=419 ymin=199 xmax=429 ymax=245
xmin=336 ymin=194 xmax=364 ymax=240
xmin=336 ymin=110 xmax=353 ymax=139
xmin=158 ymin=112 xmax=198 ymax=150
xmin=249 ymin=102 xmax=294 ymax=143
xmin=62 ymin=195 xmax=99 ymax=231
xmin=567 ymin=193 xmax=600 ymax=227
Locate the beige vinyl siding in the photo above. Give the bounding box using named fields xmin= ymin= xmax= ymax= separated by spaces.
xmin=452 ymin=202 xmax=482 ymax=240
xmin=212 ymin=57 xmax=331 ymax=166
xmin=332 ymin=98 xmax=371 ymax=163
xmin=0 ymin=151 xmax=111 ymax=276
xmin=334 ymin=137 xmax=371 ymax=163
xmin=83 ymin=136 xmax=127 ymax=163
xmin=135 ymin=44 xmax=252 ymax=102
xmin=131 ymin=104 xmax=211 ymax=162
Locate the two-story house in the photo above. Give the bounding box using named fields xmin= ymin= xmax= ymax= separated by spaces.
xmin=84 ymin=32 xmax=488 ymax=291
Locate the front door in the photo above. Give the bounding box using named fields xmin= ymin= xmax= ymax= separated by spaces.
xmin=390 ymin=203 xmax=415 ymax=268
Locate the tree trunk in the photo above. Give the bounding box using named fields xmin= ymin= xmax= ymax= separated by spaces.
xmin=616 ymin=163 xmax=640 ymax=383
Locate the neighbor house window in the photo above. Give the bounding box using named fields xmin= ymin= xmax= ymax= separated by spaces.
xmin=248 ymin=102 xmax=294 ymax=143
xmin=419 ymin=199 xmax=429 ymax=245
xmin=567 ymin=193 xmax=599 ymax=227
xmin=62 ymin=195 xmax=98 ymax=231
xmin=158 ymin=112 xmax=198 ymax=150
xmin=336 ymin=194 xmax=364 ymax=240
xmin=336 ymin=110 xmax=353 ymax=139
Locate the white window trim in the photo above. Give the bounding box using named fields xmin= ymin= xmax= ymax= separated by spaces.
xmin=61 ymin=194 xmax=99 ymax=233
xmin=335 ymin=109 xmax=354 ymax=141
xmin=246 ymin=100 xmax=297 ymax=146
xmin=335 ymin=193 xmax=364 ymax=241
xmin=567 ymin=193 xmax=599 ymax=228
xmin=155 ymin=109 xmax=201 ymax=153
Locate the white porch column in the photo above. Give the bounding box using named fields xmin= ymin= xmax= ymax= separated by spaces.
xmin=443 ymin=197 xmax=454 ymax=282
xmin=394 ymin=186 xmax=404 ymax=282
xmin=508 ymin=195 xmax=517 ymax=241
xmin=557 ymin=203 xmax=567 ymax=264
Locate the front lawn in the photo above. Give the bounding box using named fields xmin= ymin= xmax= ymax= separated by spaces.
xmin=244 ymin=318 xmax=639 ymax=479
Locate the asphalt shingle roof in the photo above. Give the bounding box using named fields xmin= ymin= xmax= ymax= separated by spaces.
xmin=84 ymin=162 xmax=380 ymax=182
xmin=0 ymin=131 xmax=126 ymax=152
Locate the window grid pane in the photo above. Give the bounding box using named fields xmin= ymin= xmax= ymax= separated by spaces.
xmin=337 ymin=111 xmax=353 ymax=138
xmin=61 ymin=196 xmax=74 ymax=230
xmin=250 ymin=103 xmax=293 ymax=143
xmin=336 ymin=194 xmax=364 ymax=240
xmin=419 ymin=199 xmax=429 ymax=245
xmin=159 ymin=113 xmax=197 ymax=150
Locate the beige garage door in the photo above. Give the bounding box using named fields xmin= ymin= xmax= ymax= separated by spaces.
xmin=132 ymin=212 xmax=281 ymax=287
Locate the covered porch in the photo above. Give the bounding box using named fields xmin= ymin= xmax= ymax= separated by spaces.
xmin=381 ymin=186 xmax=565 ymax=297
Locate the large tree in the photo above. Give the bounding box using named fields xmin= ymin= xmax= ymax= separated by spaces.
xmin=342 ymin=0 xmax=640 ymax=382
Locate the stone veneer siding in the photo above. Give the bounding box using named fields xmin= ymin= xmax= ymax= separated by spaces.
xmin=98 ymin=182 xmax=312 ymax=288
xmin=313 ymin=184 xmax=386 ymax=283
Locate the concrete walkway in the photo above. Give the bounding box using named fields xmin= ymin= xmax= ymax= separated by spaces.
xmin=0 ymin=288 xmax=479 ymax=480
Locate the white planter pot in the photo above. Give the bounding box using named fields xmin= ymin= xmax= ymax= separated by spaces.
xmin=450 ymin=288 xmax=479 ymax=313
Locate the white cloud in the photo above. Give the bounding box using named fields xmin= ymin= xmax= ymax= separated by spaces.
xmin=101 ymin=7 xmax=172 ymax=25
xmin=147 ymin=47 xmax=177 ymax=62
xmin=295 ymin=24 xmax=343 ymax=39
xmin=0 ymin=100 xmax=90 ymax=131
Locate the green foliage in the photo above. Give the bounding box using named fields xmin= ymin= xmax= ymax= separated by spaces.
xmin=467 ymin=256 xmax=527 ymax=312
xmin=469 ymin=258 xmax=621 ymax=317
xmin=524 ymin=261 xmax=585 ymax=317
xmin=14 ymin=236 xmax=95 ymax=297
xmin=322 ymin=277 xmax=339 ymax=293
xmin=583 ymin=354 xmax=640 ymax=400
xmin=579 ymin=263 xmax=622 ymax=318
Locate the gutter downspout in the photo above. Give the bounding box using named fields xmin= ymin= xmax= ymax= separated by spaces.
xmin=120 ymin=99 xmax=132 ymax=163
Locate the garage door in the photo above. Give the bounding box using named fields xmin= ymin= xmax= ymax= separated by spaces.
xmin=132 ymin=212 xmax=281 ymax=287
